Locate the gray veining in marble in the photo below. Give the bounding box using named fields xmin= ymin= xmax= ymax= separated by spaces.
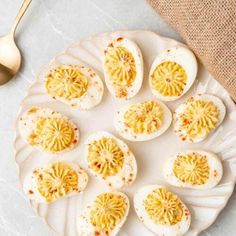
xmin=0 ymin=0 xmax=235 ymax=235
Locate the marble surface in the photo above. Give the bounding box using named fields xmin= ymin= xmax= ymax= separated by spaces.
xmin=0 ymin=0 xmax=235 ymax=235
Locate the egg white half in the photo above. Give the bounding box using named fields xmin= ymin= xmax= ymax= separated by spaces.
xmin=114 ymin=100 xmax=172 ymax=141
xmin=85 ymin=131 xmax=137 ymax=189
xmin=18 ymin=107 xmax=79 ymax=153
xmin=23 ymin=162 xmax=88 ymax=203
xmin=45 ymin=65 xmax=104 ymax=110
xmin=103 ymin=37 xmax=143 ymax=99
xmin=149 ymin=46 xmax=198 ymax=101
xmin=134 ymin=185 xmax=191 ymax=236
xmin=174 ymin=94 xmax=226 ymax=143
xmin=163 ymin=150 xmax=223 ymax=189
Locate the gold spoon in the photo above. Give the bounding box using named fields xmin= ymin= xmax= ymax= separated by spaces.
xmin=0 ymin=0 xmax=32 ymax=85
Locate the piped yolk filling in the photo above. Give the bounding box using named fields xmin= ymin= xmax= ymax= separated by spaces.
xmin=104 ymin=45 xmax=136 ymax=98
xmin=178 ymin=98 xmax=219 ymax=140
xmin=90 ymin=193 xmax=127 ymax=232
xmin=144 ymin=188 xmax=184 ymax=226
xmin=124 ymin=101 xmax=163 ymax=134
xmin=173 ymin=152 xmax=210 ymax=185
xmin=87 ymin=137 xmax=124 ymax=178
xmin=45 ymin=65 xmax=89 ymax=100
xmin=28 ymin=117 xmax=76 ymax=153
xmin=36 ymin=162 xmax=78 ymax=203
xmin=151 ymin=61 xmax=187 ymax=97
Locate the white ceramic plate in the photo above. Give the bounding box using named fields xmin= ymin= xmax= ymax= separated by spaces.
xmin=14 ymin=31 xmax=236 ymax=236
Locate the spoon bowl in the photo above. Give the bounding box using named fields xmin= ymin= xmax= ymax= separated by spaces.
xmin=0 ymin=35 xmax=21 ymax=84
xmin=0 ymin=0 xmax=32 ymax=85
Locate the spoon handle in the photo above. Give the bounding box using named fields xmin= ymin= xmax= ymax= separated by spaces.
xmin=10 ymin=0 xmax=32 ymax=36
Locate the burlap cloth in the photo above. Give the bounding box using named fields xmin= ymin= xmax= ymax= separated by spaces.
xmin=147 ymin=0 xmax=236 ymax=101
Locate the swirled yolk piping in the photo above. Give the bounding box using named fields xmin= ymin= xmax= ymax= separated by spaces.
xmin=178 ymin=99 xmax=219 ymax=140
xmin=144 ymin=188 xmax=183 ymax=225
xmin=90 ymin=193 xmax=128 ymax=232
xmin=173 ymin=152 xmax=210 ymax=185
xmin=36 ymin=162 xmax=78 ymax=203
xmin=124 ymin=101 xmax=163 ymax=134
xmin=87 ymin=137 xmax=124 ymax=178
xmin=45 ymin=65 xmax=89 ymax=100
xmin=28 ymin=117 xmax=76 ymax=153
xmin=104 ymin=45 xmax=136 ymax=98
xmin=151 ymin=61 xmax=187 ymax=97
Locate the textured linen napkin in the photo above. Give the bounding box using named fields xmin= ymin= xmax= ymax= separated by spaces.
xmin=147 ymin=0 xmax=236 ymax=101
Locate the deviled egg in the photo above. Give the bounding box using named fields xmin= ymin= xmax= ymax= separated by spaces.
xmin=45 ymin=64 xmax=104 ymax=109
xmin=19 ymin=107 xmax=79 ymax=153
xmin=149 ymin=46 xmax=198 ymax=101
xmin=103 ymin=37 xmax=143 ymax=99
xmin=23 ymin=162 xmax=88 ymax=203
xmin=163 ymin=150 xmax=223 ymax=190
xmin=78 ymin=191 xmax=129 ymax=236
xmin=114 ymin=100 xmax=172 ymax=141
xmin=85 ymin=131 xmax=137 ymax=188
xmin=174 ymin=94 xmax=226 ymax=143
xmin=134 ymin=185 xmax=191 ymax=236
